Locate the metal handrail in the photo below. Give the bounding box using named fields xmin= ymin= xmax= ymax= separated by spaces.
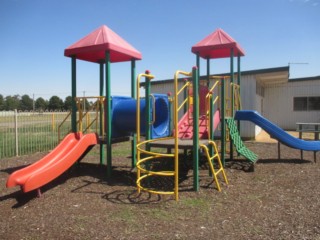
xmin=57 ymin=111 xmax=72 ymax=141
xmin=230 ymin=83 xmax=242 ymax=110
xmin=136 ymin=73 xmax=155 ymax=145
xmin=176 ymin=81 xmax=190 ymax=112
xmin=149 ymin=94 xmax=156 ymax=125
xmin=205 ymin=80 xmax=220 ymax=136
xmin=75 ymin=96 xmax=105 ymax=134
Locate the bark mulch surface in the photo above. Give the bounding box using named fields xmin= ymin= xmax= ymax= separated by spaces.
xmin=1 ymin=139 xmax=319 ymax=240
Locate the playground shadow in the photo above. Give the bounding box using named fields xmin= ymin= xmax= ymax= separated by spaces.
xmin=1 ymin=166 xmax=79 ymax=208
xmin=0 ymin=164 xmax=31 ymax=175
xmin=225 ymin=159 xmax=254 ymax=172
xmin=256 ymin=158 xmax=311 ymax=164
xmin=1 ymin=162 xmax=123 ymax=208
xmin=101 ymin=174 xmax=195 ymax=204
xmin=224 ymin=156 xmax=312 ymax=173
xmin=69 ymin=164 xmax=137 ymax=194
xmin=1 ymin=157 xmax=189 ymax=207
xmin=1 ymin=164 xmax=39 ymax=208
xmin=6 ymin=154 xmax=312 ymax=207
xmin=102 ymin=190 xmax=170 ymax=204
xmin=0 ymin=190 xmax=37 ymax=209
xmin=68 ymin=164 xmax=173 ymax=204
xmin=100 ymin=155 xmax=195 ymax=204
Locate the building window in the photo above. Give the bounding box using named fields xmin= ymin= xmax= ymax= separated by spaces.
xmin=309 ymin=97 xmax=320 ymax=110
xmin=293 ymin=97 xmax=320 ymax=111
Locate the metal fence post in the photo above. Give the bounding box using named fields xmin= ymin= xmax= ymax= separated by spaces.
xmin=14 ymin=109 xmax=19 ymax=156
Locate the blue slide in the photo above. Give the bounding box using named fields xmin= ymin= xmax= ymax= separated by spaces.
xmin=235 ymin=110 xmax=320 ymax=151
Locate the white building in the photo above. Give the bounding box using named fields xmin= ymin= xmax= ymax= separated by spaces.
xmin=148 ymin=66 xmax=320 ymax=139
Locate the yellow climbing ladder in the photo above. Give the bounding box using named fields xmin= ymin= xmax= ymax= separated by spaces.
xmin=200 ymin=141 xmax=228 ymax=191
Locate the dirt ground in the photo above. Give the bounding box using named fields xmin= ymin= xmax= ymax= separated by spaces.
xmin=1 ymin=132 xmax=319 ymax=240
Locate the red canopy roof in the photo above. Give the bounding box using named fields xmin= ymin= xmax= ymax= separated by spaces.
xmin=191 ymin=28 xmax=245 ymax=59
xmin=64 ymin=25 xmax=142 ymax=63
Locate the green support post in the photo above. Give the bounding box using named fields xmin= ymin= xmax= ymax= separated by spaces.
xmin=196 ymin=53 xmax=200 ymax=80
xmin=237 ymin=54 xmax=241 ymax=87
xmin=207 ymin=57 xmax=214 ymax=159
xmin=183 ymin=79 xmax=188 ymax=157
xmin=209 ymin=94 xmax=214 ymax=141
xmin=145 ymin=71 xmax=151 ymax=151
xmin=183 ymin=79 xmax=188 ymax=114
xmin=208 ymin=90 xmax=214 ymax=177
xmin=221 ymin=77 xmax=226 ymax=166
xmin=206 ymin=58 xmax=210 ymax=87
xmin=131 ymin=60 xmax=137 ymax=168
xmin=99 ymin=62 xmax=105 ymax=165
xmin=192 ymin=66 xmax=199 ymax=191
xmin=131 ymin=59 xmax=137 ymax=168
xmin=167 ymin=92 xmax=172 ymax=136
xmin=71 ymin=57 xmax=77 ymax=133
xmin=230 ymin=48 xmax=234 ymax=115
xmin=237 ymin=54 xmax=241 ymax=149
xmin=105 ymin=51 xmax=112 ymax=177
xmin=229 ymin=48 xmax=234 ymax=161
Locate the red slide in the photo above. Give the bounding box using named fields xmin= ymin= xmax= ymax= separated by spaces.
xmin=177 ymin=109 xmax=220 ymax=139
xmin=178 ymin=85 xmax=221 ymax=139
xmin=6 ymin=132 xmax=98 ymax=193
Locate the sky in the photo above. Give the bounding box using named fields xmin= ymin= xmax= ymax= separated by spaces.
xmin=1 ymin=0 xmax=319 ymax=100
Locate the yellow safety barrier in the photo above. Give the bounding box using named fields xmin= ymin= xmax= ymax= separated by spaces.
xmin=136 ymin=137 xmax=175 ymax=195
xmin=136 ymin=70 xmax=192 ymax=201
xmin=75 ymin=96 xmax=104 ymax=134
xmin=57 ymin=96 xmax=105 ymax=141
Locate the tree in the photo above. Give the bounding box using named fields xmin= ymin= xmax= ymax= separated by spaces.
xmin=35 ymin=97 xmax=48 ymax=111
xmin=5 ymin=95 xmax=20 ymax=110
xmin=0 ymin=94 xmax=4 ymax=110
xmin=48 ymin=96 xmax=63 ymax=111
xmin=20 ymin=94 xmax=33 ymax=111
xmin=64 ymin=96 xmax=73 ymax=111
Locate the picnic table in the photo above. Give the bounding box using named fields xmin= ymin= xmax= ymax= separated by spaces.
xmin=296 ymin=122 xmax=320 ymax=162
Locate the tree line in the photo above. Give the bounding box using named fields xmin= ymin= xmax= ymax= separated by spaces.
xmin=0 ymin=94 xmax=90 ymax=111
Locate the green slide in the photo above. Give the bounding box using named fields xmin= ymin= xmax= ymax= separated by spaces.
xmin=226 ymin=118 xmax=258 ymax=163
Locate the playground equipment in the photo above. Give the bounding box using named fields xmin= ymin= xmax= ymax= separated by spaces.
xmin=225 ymin=117 xmax=258 ymax=163
xmin=63 ymin=25 xmax=144 ymax=175
xmin=6 ymin=26 xmax=257 ymax=200
xmin=235 ymin=110 xmax=320 ymax=153
xmin=177 ymin=83 xmax=221 ymax=139
xmin=6 ymin=25 xmax=170 ymax=195
xmin=134 ymin=28 xmax=266 ymax=200
xmin=6 ymin=95 xmax=171 ymax=195
xmin=111 ymin=95 xmax=170 ymax=139
xmin=136 ymin=68 xmax=228 ymax=200
xmin=191 ymin=28 xmax=259 ymax=165
xmin=6 ymin=132 xmax=98 ymax=195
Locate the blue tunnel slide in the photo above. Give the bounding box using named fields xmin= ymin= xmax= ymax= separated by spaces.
xmin=235 ymin=110 xmax=320 ymax=151
xmin=111 ymin=94 xmax=170 ymax=139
